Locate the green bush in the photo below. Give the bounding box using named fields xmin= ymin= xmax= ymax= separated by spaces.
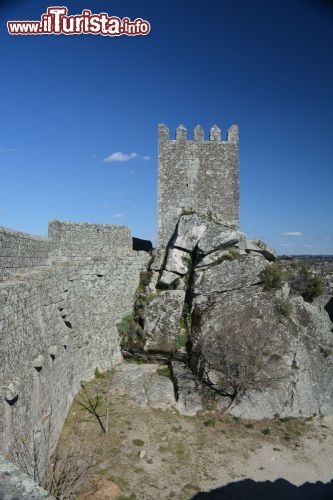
xmin=116 ymin=313 xmax=144 ymax=349
xmin=144 ymin=292 xmax=157 ymax=303
xmin=179 ymin=302 xmax=192 ymax=332
xmin=285 ymin=264 xmax=324 ymax=303
xmin=136 ymin=271 xmax=152 ymax=294
xmin=280 ymin=300 xmax=293 ymax=318
xmin=176 ymin=333 xmax=188 ymax=349
xmin=301 ymin=274 xmax=323 ymax=303
xmin=260 ymin=262 xmax=283 ymax=290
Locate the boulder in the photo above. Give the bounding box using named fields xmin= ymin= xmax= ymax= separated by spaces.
xmin=148 ymin=270 xmax=159 ymax=291
xmin=246 ymin=239 xmax=277 ymax=261
xmin=173 ymin=214 xmax=208 ymax=251
xmin=190 ymin=283 xmax=333 ymax=418
xmin=313 ymin=294 xmax=333 ymax=323
xmin=149 ymin=248 xmax=166 ymax=271
xmin=109 ymin=364 xmax=176 ymax=409
xmin=143 ymin=290 xmax=186 ymax=352
xmin=159 ymin=270 xmax=180 ymax=287
xmin=197 ymin=222 xmax=244 ymax=255
xmin=165 ymin=248 xmax=190 ymax=275
xmin=193 ymin=253 xmax=267 ymax=296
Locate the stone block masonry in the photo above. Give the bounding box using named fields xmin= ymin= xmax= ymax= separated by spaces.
xmin=0 ymin=220 xmax=135 ymax=277
xmin=49 ymin=220 xmax=133 ymax=259
xmin=0 ymin=221 xmax=150 ymax=471
xmin=157 ymin=123 xmax=239 ymax=247
xmin=0 ymin=226 xmax=51 ymax=277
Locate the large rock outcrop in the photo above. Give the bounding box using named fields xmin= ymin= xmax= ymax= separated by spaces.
xmin=139 ymin=212 xmax=333 ymax=419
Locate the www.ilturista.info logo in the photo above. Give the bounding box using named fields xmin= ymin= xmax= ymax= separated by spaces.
xmin=7 ymin=6 xmax=151 ymax=36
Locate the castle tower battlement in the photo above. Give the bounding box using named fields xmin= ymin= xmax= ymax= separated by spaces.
xmin=157 ymin=123 xmax=240 ymax=247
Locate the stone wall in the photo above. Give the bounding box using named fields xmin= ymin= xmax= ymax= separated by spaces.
xmin=0 ymin=227 xmax=51 ymax=277
xmin=157 ymin=124 xmax=239 ymax=247
xmin=49 ymin=220 xmax=133 ymax=259
xmin=0 ymin=221 xmax=150 ymax=471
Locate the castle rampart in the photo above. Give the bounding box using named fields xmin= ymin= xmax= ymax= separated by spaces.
xmin=0 ymin=226 xmax=51 ymax=277
xmin=157 ymin=124 xmax=239 ymax=247
xmin=0 ymin=221 xmax=149 ymax=468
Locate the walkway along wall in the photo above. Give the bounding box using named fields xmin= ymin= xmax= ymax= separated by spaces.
xmin=0 ymin=221 xmax=149 ymax=468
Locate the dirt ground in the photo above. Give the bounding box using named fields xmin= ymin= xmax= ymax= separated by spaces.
xmin=52 ymin=364 xmax=333 ymax=499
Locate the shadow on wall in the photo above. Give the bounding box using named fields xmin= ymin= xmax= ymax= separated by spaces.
xmin=191 ymin=478 xmax=333 ymax=500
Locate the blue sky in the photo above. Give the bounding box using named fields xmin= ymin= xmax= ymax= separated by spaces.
xmin=0 ymin=0 xmax=332 ymax=254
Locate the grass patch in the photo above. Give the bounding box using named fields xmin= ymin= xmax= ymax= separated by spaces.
xmin=261 ymin=428 xmax=271 ymax=435
xmin=157 ymin=366 xmax=171 ymax=378
xmin=179 ymin=302 xmax=192 ymax=332
xmin=132 ymin=439 xmax=145 ymax=447
xmin=279 ymin=300 xmax=293 ymax=318
xmin=94 ymin=367 xmax=105 ymax=379
xmin=116 ymin=313 xmax=144 ymax=351
xmin=203 ymin=418 xmax=216 ymax=427
xmin=260 ymin=262 xmax=283 ymax=290
xmin=124 ymin=357 xmax=143 ymax=365
xmin=176 ymin=333 xmax=188 ymax=349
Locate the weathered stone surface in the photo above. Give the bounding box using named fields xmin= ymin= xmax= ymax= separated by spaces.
xmin=173 ymin=214 xmax=208 ymax=251
xmin=246 ymin=239 xmax=278 ymax=261
xmin=0 ymin=223 xmax=150 ymax=472
xmin=159 ymin=270 xmax=179 ymax=286
xmin=33 ymin=355 xmax=44 ymax=370
xmin=4 ymin=381 xmax=19 ymax=404
xmin=149 ymin=248 xmax=166 ymax=271
xmin=171 ymin=361 xmax=203 ymax=416
xmin=190 ymin=284 xmax=333 ymax=419
xmin=196 ymin=248 xmax=238 ymax=268
xmin=193 ymin=253 xmax=267 ymax=295
xmin=147 ymin=270 xmax=159 ymax=291
xmin=165 ymin=248 xmax=189 ymax=275
xmin=0 ymin=454 xmax=54 ymax=498
xmin=313 ymin=294 xmax=333 ymax=322
xmin=109 ymin=363 xmax=176 ymax=409
xmin=197 ymin=223 xmax=244 ymax=255
xmin=143 ymin=290 xmax=186 ymax=352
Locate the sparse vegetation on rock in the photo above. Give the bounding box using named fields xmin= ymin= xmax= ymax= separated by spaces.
xmin=260 ymin=262 xmax=283 ymax=290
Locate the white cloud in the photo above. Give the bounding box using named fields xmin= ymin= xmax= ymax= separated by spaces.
xmin=0 ymin=146 xmax=16 ymax=153
xmin=113 ymin=213 xmax=124 ymax=218
xmin=282 ymin=231 xmax=303 ymax=237
xmin=143 ymin=155 xmax=151 ymax=161
xmin=103 ymin=152 xmax=137 ymax=163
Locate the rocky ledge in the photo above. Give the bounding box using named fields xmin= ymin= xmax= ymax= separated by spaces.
xmin=118 ymin=212 xmax=333 ymax=420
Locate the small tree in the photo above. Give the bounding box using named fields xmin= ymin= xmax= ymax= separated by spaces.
xmin=192 ymin=301 xmax=288 ymax=401
xmin=11 ymin=411 xmax=101 ymax=498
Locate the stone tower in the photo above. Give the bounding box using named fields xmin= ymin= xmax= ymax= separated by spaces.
xmin=157 ymin=123 xmax=239 ymax=247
